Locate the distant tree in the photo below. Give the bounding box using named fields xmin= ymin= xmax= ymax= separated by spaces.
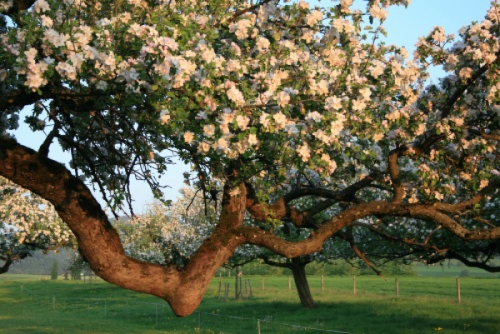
xmin=50 ymin=260 xmax=58 ymax=280
xmin=0 ymin=176 xmax=76 ymax=274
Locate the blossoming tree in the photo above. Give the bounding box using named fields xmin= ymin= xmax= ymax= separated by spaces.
xmin=0 ymin=176 xmax=75 ymax=273
xmin=0 ymin=0 xmax=499 ymax=316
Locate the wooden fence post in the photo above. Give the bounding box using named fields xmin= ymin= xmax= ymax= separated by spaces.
xmin=235 ymin=267 xmax=240 ymax=300
xmin=218 ymin=273 xmax=222 ymax=299
xmin=353 ymin=276 xmax=357 ymax=296
xmin=239 ymin=275 xmax=243 ymax=299
xmin=248 ymin=279 xmax=253 ymax=297
xmin=457 ymin=277 xmax=461 ymax=304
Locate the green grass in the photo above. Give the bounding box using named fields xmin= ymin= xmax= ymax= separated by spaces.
xmin=415 ymin=264 xmax=500 ymax=278
xmin=1 ymin=274 xmax=499 ymax=333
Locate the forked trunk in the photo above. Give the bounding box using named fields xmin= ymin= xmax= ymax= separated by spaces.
xmin=290 ymin=258 xmax=316 ymax=308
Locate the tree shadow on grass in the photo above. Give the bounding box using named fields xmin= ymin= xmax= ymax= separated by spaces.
xmin=197 ymin=296 xmax=499 ymax=334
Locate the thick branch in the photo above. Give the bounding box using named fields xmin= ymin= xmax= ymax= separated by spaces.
xmin=0 ymin=258 xmax=13 ymax=274
xmin=0 ymin=137 xmax=248 ymax=316
xmin=352 ymin=222 xmax=448 ymax=254
xmin=239 ymin=197 xmax=500 ymax=259
xmin=246 ymin=174 xmax=377 ymax=228
xmin=428 ymin=250 xmax=500 ymax=273
xmin=468 ymin=128 xmax=500 ymax=142
xmin=388 ymin=151 xmax=404 ymax=203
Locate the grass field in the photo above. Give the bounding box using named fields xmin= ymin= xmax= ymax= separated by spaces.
xmin=0 ymin=273 xmax=499 ymax=334
xmin=415 ymin=263 xmax=500 ymax=278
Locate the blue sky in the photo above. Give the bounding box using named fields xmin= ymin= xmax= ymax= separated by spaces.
xmin=13 ymin=0 xmax=494 ymax=214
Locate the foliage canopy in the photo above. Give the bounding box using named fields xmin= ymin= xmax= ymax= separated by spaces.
xmin=0 ymin=0 xmax=499 ymax=316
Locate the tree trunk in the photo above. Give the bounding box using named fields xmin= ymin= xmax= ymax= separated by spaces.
xmin=290 ymin=258 xmax=315 ymax=308
xmin=0 ymin=258 xmax=13 ymax=274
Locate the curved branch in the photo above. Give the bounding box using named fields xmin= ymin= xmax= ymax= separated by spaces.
xmin=352 ymin=222 xmax=448 ymax=254
xmin=0 ymin=258 xmax=14 ymax=274
xmin=0 ymin=137 xmax=248 ymax=316
xmin=337 ymin=227 xmax=384 ymax=277
xmin=0 ymin=89 xmax=42 ymax=111
xmin=428 ymin=250 xmax=500 ymax=273
xmin=468 ymin=128 xmax=500 ymax=142
xmin=239 ymin=196 xmax=500 ymax=259
xmin=432 ymin=178 xmax=500 ymax=213
xmin=246 ymin=174 xmax=378 ymax=228
xmin=261 ymin=256 xmax=291 ymax=269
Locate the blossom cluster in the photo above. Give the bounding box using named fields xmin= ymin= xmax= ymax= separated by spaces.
xmin=0 ymin=176 xmax=75 ymax=257
xmin=0 ymin=0 xmax=498 ymax=213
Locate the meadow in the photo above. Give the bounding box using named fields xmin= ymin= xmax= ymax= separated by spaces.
xmin=0 ymin=272 xmax=499 ymax=334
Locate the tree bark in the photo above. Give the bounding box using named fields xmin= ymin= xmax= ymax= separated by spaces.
xmin=2 ymin=136 xmax=498 ymax=314
xmin=0 ymin=138 xmax=249 ymax=316
xmin=0 ymin=258 xmax=13 ymax=274
xmin=290 ymin=258 xmax=316 ymax=308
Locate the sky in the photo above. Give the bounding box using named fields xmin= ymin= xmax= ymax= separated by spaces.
xmin=12 ymin=0 xmax=494 ymax=214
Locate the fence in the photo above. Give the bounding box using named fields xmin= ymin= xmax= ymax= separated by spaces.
xmin=228 ymin=274 xmax=465 ymax=303
xmin=19 ymin=285 xmax=352 ymax=334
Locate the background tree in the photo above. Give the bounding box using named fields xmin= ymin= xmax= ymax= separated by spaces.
xmin=0 ymin=0 xmax=499 ymax=316
xmin=50 ymin=259 xmax=58 ymax=280
xmin=0 ymin=176 xmax=75 ymax=274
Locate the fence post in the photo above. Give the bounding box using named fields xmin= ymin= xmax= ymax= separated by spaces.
xmin=198 ymin=311 xmax=201 ymax=333
xmin=353 ymin=276 xmax=357 ymax=296
xmin=395 ymin=278 xmax=399 ymax=298
xmin=258 ymin=319 xmax=261 ymax=334
xmin=239 ymin=275 xmax=243 ymax=299
xmin=457 ymin=277 xmax=461 ymax=304
xmin=235 ymin=267 xmax=240 ymax=300
xmin=248 ymin=279 xmax=253 ymax=297
xmin=321 ymin=275 xmax=324 ymax=292
xmin=218 ymin=273 xmax=222 ymax=299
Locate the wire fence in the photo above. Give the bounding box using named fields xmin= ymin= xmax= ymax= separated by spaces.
xmin=19 ymin=285 xmax=352 ymax=334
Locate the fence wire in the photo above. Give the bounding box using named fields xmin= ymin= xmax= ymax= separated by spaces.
xmin=19 ymin=286 xmax=352 ymax=334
